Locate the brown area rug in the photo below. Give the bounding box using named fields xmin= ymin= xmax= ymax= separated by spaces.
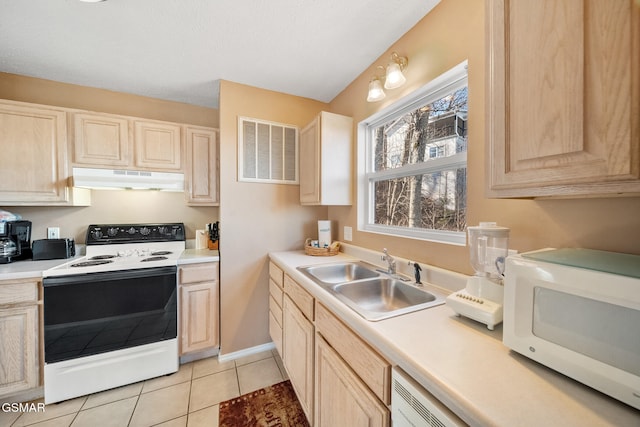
xmin=219 ymin=380 xmax=310 ymax=427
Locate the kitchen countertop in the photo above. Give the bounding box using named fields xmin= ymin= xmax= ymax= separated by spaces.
xmin=0 ymin=257 xmax=79 ymax=280
xmin=178 ymin=249 xmax=220 ymax=265
xmin=269 ymin=250 xmax=640 ymax=427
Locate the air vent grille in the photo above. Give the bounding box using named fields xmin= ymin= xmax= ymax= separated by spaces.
xmin=238 ymin=117 xmax=298 ymax=184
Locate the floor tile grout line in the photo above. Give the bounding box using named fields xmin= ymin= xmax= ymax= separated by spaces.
xmin=13 ymin=356 xmax=282 ymax=427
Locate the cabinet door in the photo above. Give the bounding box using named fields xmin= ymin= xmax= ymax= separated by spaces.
xmin=134 ymin=120 xmax=182 ymax=170
xmin=299 ymin=115 xmax=321 ymax=204
xmin=282 ymin=295 xmax=314 ymax=421
xmin=0 ymin=305 xmax=39 ymax=397
xmin=185 ymin=126 xmax=219 ymax=205
xmin=0 ymin=102 xmax=69 ymax=204
xmin=487 ymin=0 xmax=640 ymax=197
xmin=180 ymin=281 xmax=218 ymax=354
xmin=73 ymin=113 xmax=130 ymax=167
xmin=315 ymin=336 xmax=389 ymax=427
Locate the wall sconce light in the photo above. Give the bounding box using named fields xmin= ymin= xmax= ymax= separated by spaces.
xmin=366 ymin=52 xmax=409 ymax=102
xmin=366 ymin=66 xmax=386 ymax=102
xmin=384 ymin=52 xmax=408 ymax=90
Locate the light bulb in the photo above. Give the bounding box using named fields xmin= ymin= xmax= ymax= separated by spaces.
xmin=367 ymin=78 xmax=386 ymax=102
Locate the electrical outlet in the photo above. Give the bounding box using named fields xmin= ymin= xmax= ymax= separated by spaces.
xmin=47 ymin=227 xmax=60 ymax=239
xmin=343 ymin=226 xmax=352 ymax=242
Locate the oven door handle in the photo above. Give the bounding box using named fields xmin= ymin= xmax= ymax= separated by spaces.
xmin=43 ymin=266 xmax=177 ymax=287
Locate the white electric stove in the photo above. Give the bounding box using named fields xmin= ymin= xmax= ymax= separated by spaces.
xmin=42 ymin=223 xmax=185 ymax=404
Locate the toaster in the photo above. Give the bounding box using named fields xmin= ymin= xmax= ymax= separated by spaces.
xmin=32 ymin=238 xmax=76 ymax=260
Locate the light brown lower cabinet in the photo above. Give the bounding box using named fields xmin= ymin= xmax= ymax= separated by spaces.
xmin=314 ymin=335 xmax=390 ymax=427
xmin=0 ymin=279 xmax=41 ymax=399
xmin=179 ymin=263 xmax=219 ymax=355
xmin=282 ymin=294 xmax=314 ymax=422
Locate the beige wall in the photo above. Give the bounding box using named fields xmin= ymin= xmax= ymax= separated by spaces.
xmin=218 ymin=80 xmax=328 ymax=354
xmin=7 ymin=191 xmax=216 ymax=243
xmin=328 ymin=0 xmax=640 ymax=275
xmin=0 ymin=72 xmax=220 ymax=240
xmin=0 ymin=72 xmax=219 ymax=127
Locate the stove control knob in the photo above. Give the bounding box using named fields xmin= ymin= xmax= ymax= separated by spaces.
xmin=107 ymin=227 xmax=118 ymax=237
xmin=158 ymin=226 xmax=167 ymax=235
xmin=127 ymin=227 xmax=137 ymax=235
xmin=140 ymin=227 xmax=150 ymax=236
xmin=92 ymin=230 xmax=103 ymax=240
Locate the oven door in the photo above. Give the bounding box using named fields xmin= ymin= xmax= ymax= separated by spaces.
xmin=43 ymin=266 xmax=177 ymax=364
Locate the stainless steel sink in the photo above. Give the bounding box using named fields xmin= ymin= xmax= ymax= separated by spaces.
xmin=332 ymin=277 xmax=446 ymax=321
xmin=297 ymin=261 xmax=380 ymax=285
xmin=297 ymin=261 xmax=446 ymax=321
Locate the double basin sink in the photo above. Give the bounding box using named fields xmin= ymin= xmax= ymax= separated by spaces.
xmin=297 ymin=261 xmax=446 ymax=321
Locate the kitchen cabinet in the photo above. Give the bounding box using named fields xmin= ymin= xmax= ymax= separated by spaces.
xmin=73 ymin=112 xmax=130 ymax=167
xmin=282 ymin=275 xmax=314 ymax=423
xmin=179 ymin=262 xmax=219 ymax=355
xmin=72 ymin=113 xmax=182 ymax=172
xmin=185 ymin=126 xmax=219 ymax=206
xmin=299 ymin=111 xmax=353 ymax=205
xmin=0 ymin=278 xmax=41 ymax=400
xmin=0 ymin=100 xmax=89 ymax=206
xmin=486 ymin=0 xmax=640 ymax=198
xmin=315 ymin=303 xmax=390 ymax=405
xmin=134 ymin=120 xmax=182 ymax=171
xmin=268 ymin=262 xmax=284 ymax=356
xmin=315 ymin=336 xmax=389 ymax=427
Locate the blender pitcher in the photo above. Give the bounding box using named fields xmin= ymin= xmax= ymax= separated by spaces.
xmin=445 ymin=222 xmax=510 ymax=330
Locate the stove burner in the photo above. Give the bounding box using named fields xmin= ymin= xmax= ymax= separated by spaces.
xmin=89 ymin=255 xmax=117 ymax=260
xmin=71 ymin=260 xmax=114 ymax=267
xmin=141 ymin=256 xmax=168 ymax=262
xmin=151 ymin=251 xmax=173 ymax=256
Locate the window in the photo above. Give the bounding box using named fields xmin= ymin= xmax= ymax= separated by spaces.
xmin=358 ymin=62 xmax=468 ymax=245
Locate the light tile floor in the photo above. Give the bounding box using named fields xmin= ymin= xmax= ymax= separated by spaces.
xmin=1 ymin=349 xmax=288 ymax=427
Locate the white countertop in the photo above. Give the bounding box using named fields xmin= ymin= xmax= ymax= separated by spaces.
xmin=0 ymin=258 xmax=79 ymax=280
xmin=269 ymin=250 xmax=640 ymax=427
xmin=178 ymin=249 xmax=219 ymax=265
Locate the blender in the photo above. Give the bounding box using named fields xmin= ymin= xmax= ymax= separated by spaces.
xmin=446 ymin=222 xmax=510 ymax=330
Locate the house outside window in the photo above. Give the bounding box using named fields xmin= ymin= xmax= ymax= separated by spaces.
xmin=358 ymin=62 xmax=468 ymax=245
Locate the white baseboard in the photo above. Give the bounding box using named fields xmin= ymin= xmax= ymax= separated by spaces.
xmin=218 ymin=342 xmax=276 ymax=363
xmin=179 ymin=346 xmax=220 ymax=364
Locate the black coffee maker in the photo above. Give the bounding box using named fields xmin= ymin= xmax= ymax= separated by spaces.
xmin=0 ymin=220 xmax=32 ymax=263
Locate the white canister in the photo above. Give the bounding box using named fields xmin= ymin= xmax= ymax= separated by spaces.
xmin=318 ymin=220 xmax=332 ymax=248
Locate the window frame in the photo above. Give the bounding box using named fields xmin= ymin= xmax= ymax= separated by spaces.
xmin=357 ymin=61 xmax=468 ymax=246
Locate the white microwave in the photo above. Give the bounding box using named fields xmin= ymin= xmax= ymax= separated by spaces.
xmin=503 ymin=248 xmax=640 ymax=410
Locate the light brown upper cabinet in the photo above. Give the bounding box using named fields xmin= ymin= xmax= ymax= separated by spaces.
xmin=134 ymin=120 xmax=182 ymax=170
xmin=73 ymin=114 xmax=183 ymax=172
xmin=73 ymin=112 xmax=130 ymax=167
xmin=486 ymin=0 xmax=640 ymax=197
xmin=300 ymin=111 xmax=353 ymax=205
xmin=0 ymin=100 xmax=88 ymax=205
xmin=185 ymin=126 xmax=219 ymax=206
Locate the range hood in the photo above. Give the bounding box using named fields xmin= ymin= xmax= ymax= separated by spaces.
xmin=72 ymin=167 xmax=184 ymax=191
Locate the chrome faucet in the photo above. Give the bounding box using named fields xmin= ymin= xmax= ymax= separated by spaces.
xmin=382 ymin=248 xmax=396 ymax=275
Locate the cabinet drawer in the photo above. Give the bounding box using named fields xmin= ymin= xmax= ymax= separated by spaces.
xmin=179 ymin=263 xmax=218 ymax=284
xmin=284 ymin=275 xmax=314 ymax=320
xmin=316 ymin=303 xmax=391 ymax=404
xmin=269 ymin=311 xmax=282 ymax=356
xmin=269 ymin=296 xmax=283 ymax=327
xmin=269 ymin=279 xmax=283 ymax=307
xmin=0 ymin=280 xmax=39 ymax=306
xmin=269 ymin=261 xmax=284 ymax=288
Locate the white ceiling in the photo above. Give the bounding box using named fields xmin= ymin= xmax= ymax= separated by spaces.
xmin=0 ymin=0 xmax=440 ymax=108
